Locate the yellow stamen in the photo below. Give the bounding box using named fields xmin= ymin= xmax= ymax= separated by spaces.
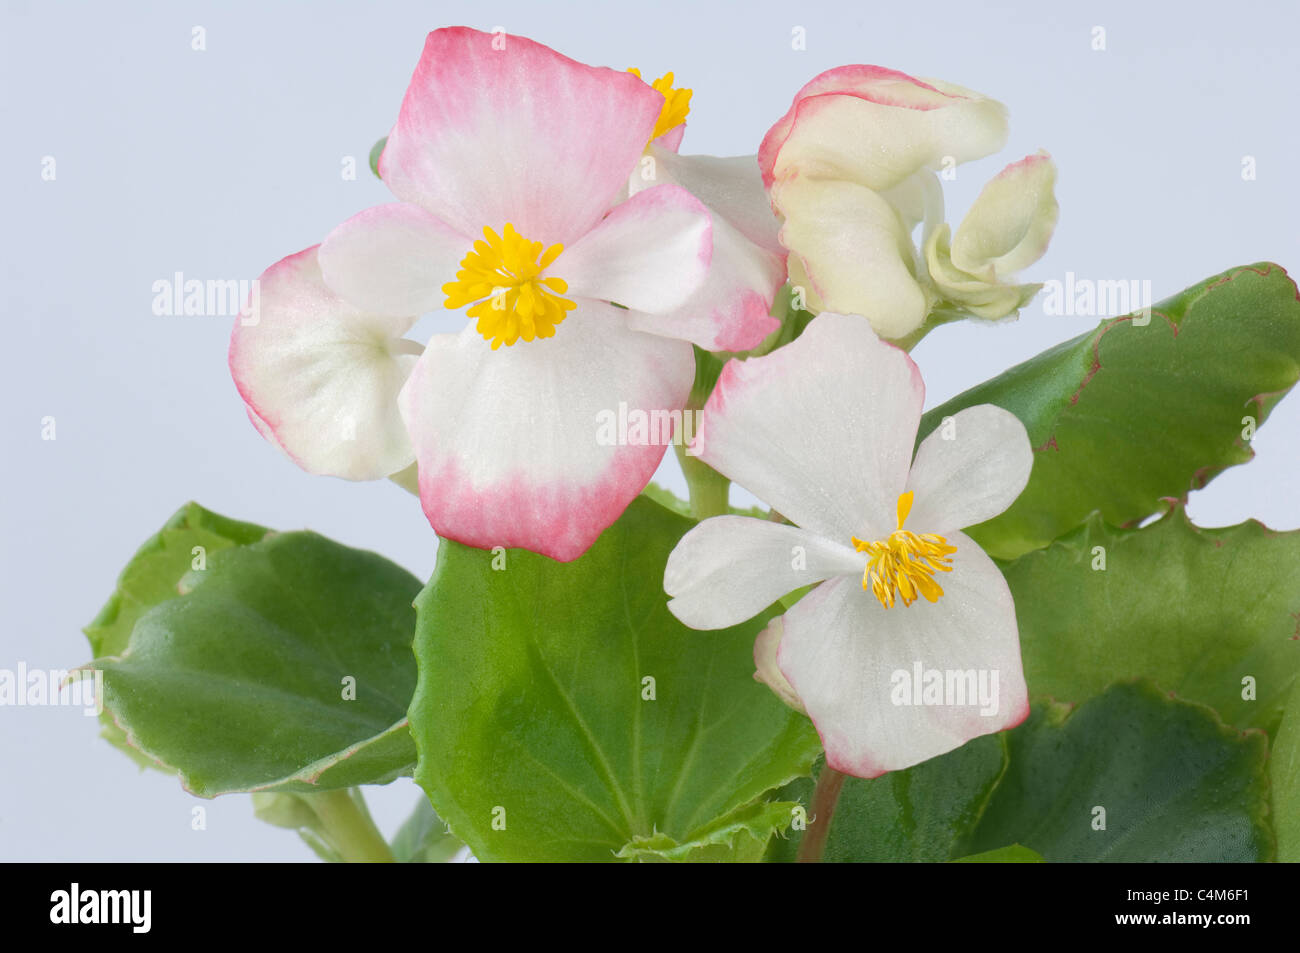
xmin=442 ymin=224 xmax=576 ymax=349
xmin=851 ymin=491 xmax=957 ymax=609
xmin=628 ymin=68 xmax=692 ymax=141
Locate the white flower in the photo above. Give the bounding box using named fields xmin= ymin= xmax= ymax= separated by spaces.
xmin=664 ymin=313 xmax=1033 ymax=777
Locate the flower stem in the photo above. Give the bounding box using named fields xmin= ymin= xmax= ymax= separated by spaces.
xmin=307 ymin=789 xmax=395 ymax=863
xmin=676 ymin=445 xmax=730 ymax=519
xmin=797 ymin=764 xmax=847 ymax=863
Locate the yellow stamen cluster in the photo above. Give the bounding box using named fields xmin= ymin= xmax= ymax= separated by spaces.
xmin=852 ymin=491 xmax=957 ymax=609
xmin=628 ymin=68 xmax=692 ymax=141
xmin=442 ymin=224 xmax=576 ymax=349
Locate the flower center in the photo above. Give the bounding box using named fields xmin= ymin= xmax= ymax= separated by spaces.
xmin=851 ymin=491 xmax=957 ymax=609
xmin=442 ymin=224 xmax=576 ymax=350
xmin=629 ymin=68 xmax=692 ymax=141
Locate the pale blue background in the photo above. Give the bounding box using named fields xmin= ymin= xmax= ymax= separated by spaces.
xmin=2 ymin=0 xmax=1296 ymax=861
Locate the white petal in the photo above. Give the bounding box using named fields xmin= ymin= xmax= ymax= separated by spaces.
xmin=633 ymin=147 xmax=784 ymax=255
xmin=625 ymin=213 xmax=783 ymax=351
xmin=318 ymin=203 xmax=469 ymax=317
xmin=774 ymin=176 xmax=932 ymax=340
xmin=398 ymin=301 xmax=694 ymax=562
xmin=694 ymin=312 xmax=924 ymax=542
xmin=754 ymin=617 xmax=805 ymax=713
xmin=777 ymin=536 xmax=1029 ymax=778
xmin=229 ymin=247 xmax=418 ymax=481
xmin=559 ymin=184 xmax=711 ymax=314
xmin=664 ymin=515 xmax=865 ymax=629
xmin=951 ymin=152 xmax=1059 ymax=282
xmin=905 ymin=404 xmax=1033 ymax=536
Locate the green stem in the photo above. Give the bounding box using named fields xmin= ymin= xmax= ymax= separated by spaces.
xmin=893 ymin=305 xmax=969 ymax=352
xmin=307 ymin=789 xmax=395 ymax=863
xmin=676 ymin=445 xmax=730 ymax=519
xmin=796 ymin=765 xmax=847 ymax=863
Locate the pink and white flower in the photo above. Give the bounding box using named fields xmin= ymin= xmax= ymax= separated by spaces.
xmin=759 ymin=65 xmax=1057 ymax=339
xmin=231 ymin=28 xmax=768 ymax=561
xmin=663 ymin=313 xmax=1033 ymax=777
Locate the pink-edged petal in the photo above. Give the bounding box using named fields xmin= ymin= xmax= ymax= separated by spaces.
xmin=776 ymin=176 xmax=932 ymax=340
xmin=318 ymin=202 xmax=469 ymax=317
xmin=950 ymin=151 xmax=1059 ymax=282
xmin=560 ymin=184 xmax=711 ymax=313
xmin=664 ymin=515 xmax=865 ymax=629
xmin=759 ymin=65 xmax=1008 ymax=192
xmin=229 ymin=247 xmax=419 ymax=481
xmin=904 ymin=404 xmax=1033 ymax=536
xmin=380 ymin=27 xmax=661 ymax=245
xmin=777 ymin=536 xmax=1029 ymax=778
xmin=754 ymin=617 xmax=805 ymax=713
xmin=626 ymin=213 xmax=783 ymax=351
xmin=634 ymin=147 xmax=784 ymax=255
xmin=398 ymin=301 xmax=694 ymax=562
xmin=693 ymin=312 xmax=924 ymax=542
xmin=652 ymin=123 xmax=686 ymax=153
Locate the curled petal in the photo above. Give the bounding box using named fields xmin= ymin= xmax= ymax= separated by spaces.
xmin=924 ymin=224 xmax=1041 ymax=319
xmin=759 ymin=65 xmax=1008 ymax=192
xmin=776 ymin=176 xmax=933 ymax=340
xmin=754 ymin=617 xmax=805 ymax=714
xmin=950 ymin=151 xmax=1059 ymax=283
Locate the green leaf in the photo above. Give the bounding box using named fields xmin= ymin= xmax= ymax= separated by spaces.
xmin=616 ymin=799 xmax=797 ymax=862
xmin=1003 ymin=508 xmax=1300 ymax=734
xmin=766 ymin=734 xmax=1008 ymax=863
xmin=1272 ymin=683 xmax=1300 ymax=862
xmin=83 ymin=502 xmax=270 ymax=766
xmin=85 ymin=501 xmax=269 ymax=659
xmin=919 ymin=263 xmax=1300 ymax=559
xmin=369 ymin=136 xmax=387 ymax=179
xmin=409 ymin=496 xmax=821 ymax=862
xmin=92 ymin=531 xmax=421 ymax=796
xmin=952 ymin=844 xmax=1043 ymax=863
xmin=969 ymin=681 xmax=1274 ymax=861
xmin=640 ymin=482 xmax=692 ymax=519
xmin=390 ymin=797 xmax=464 ymax=863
